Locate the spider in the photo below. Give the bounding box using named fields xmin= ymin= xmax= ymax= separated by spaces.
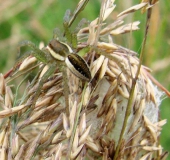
xmin=13 ymin=25 xmax=91 ymax=114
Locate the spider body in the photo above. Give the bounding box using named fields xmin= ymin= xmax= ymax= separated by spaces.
xmin=46 ymin=39 xmax=91 ymax=81
xmin=16 ymin=37 xmax=91 ymax=111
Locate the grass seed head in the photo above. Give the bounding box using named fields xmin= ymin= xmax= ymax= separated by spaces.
xmin=0 ymin=0 xmax=167 ymax=159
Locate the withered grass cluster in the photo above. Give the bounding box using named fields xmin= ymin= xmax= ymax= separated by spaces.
xmin=0 ymin=0 xmax=169 ymax=160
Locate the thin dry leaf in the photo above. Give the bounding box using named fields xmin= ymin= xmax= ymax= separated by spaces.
xmin=117 ymin=3 xmax=148 ymax=17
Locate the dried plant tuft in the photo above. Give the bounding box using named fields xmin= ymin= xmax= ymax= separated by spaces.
xmin=0 ymin=0 xmax=169 ymax=160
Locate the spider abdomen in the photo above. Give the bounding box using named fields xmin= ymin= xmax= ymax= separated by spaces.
xmin=66 ymin=54 xmax=91 ymax=81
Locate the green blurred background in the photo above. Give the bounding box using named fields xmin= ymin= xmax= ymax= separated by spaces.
xmin=0 ymin=0 xmax=170 ymax=158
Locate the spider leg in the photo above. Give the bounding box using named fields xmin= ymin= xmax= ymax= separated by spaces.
xmin=17 ymin=41 xmax=61 ymax=108
xmin=18 ymin=40 xmax=48 ymax=64
xmin=53 ymin=28 xmax=63 ymax=39
xmin=61 ymin=64 xmax=69 ymax=116
xmin=10 ymin=50 xmax=35 ymax=76
xmin=9 ymin=49 xmax=47 ymax=79
xmin=63 ymin=10 xmax=71 ymax=38
xmin=31 ymin=63 xmax=56 ymax=108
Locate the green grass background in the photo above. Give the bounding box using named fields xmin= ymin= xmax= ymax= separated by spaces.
xmin=0 ymin=0 xmax=170 ymax=158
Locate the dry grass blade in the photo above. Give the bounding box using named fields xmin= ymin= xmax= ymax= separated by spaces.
xmin=117 ymin=3 xmax=148 ymax=17
xmin=1 ymin=132 xmax=9 ymax=160
xmin=110 ymin=21 xmax=140 ymax=35
xmin=19 ymin=57 xmax=37 ymax=71
xmin=0 ymin=105 xmax=28 ymax=118
xmin=0 ymin=73 xmax=6 ymax=95
xmin=68 ymin=0 xmax=89 ymax=27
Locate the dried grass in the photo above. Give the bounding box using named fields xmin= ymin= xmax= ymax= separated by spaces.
xmin=0 ymin=0 xmax=168 ymax=160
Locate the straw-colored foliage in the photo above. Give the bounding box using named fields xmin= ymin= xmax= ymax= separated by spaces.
xmin=0 ymin=0 xmax=168 ymax=159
